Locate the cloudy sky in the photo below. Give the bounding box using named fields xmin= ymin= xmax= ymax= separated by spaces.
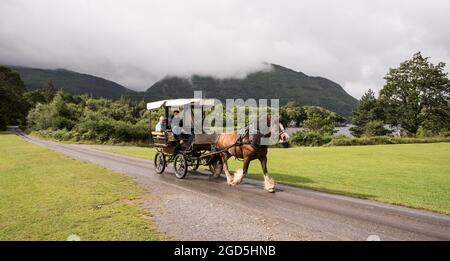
xmin=1 ymin=0 xmax=449 ymax=98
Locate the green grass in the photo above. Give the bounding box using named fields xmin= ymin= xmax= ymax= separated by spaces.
xmin=0 ymin=132 xmax=165 ymax=240
xmin=101 ymin=143 xmax=450 ymax=215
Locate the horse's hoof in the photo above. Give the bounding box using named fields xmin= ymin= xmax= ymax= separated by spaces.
xmin=266 ymin=188 xmax=275 ymax=193
xmin=230 ymin=180 xmax=239 ymax=186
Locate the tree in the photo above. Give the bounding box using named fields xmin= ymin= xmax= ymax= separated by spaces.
xmin=417 ymin=104 xmax=450 ymax=135
xmin=27 ymin=91 xmax=79 ymax=131
xmin=350 ymin=89 xmax=387 ymax=137
xmin=379 ymin=52 xmax=450 ymax=135
xmin=0 ymin=66 xmax=29 ymax=129
xmin=364 ymin=120 xmax=389 ymax=137
xmin=280 ymin=102 xmax=306 ymax=126
xmin=41 ymin=80 xmax=58 ymax=103
xmin=303 ymin=106 xmax=338 ymax=135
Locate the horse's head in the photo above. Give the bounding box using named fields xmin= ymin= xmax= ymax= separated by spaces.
xmin=278 ymin=122 xmax=290 ymax=144
xmin=268 ymin=116 xmax=289 ymax=144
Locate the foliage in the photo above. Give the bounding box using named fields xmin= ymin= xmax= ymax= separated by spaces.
xmin=280 ymin=101 xmax=306 ymax=126
xmin=40 ymin=80 xmax=59 ymax=103
xmin=379 ymin=52 xmax=450 ymax=135
xmin=0 ymin=66 xmax=29 ymax=129
xmin=289 ymin=130 xmax=332 ymax=146
xmin=27 ymin=91 xmax=152 ymax=144
xmin=350 ymin=89 xmax=387 ymax=137
xmin=418 ymin=103 xmax=450 ymax=135
xmin=363 ymin=120 xmax=389 ymax=137
xmin=303 ymin=106 xmax=339 ymax=135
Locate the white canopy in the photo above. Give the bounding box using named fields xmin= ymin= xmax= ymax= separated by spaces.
xmin=146 ymin=98 xmax=216 ymax=110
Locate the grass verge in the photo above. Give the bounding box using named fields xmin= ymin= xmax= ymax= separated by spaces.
xmin=0 ymin=132 xmax=164 ymax=240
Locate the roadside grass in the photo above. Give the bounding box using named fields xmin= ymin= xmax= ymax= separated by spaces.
xmin=100 ymin=143 xmax=450 ymax=215
xmin=0 ymin=132 xmax=164 ymax=240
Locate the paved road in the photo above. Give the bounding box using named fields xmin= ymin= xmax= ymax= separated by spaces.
xmin=18 ymin=133 xmax=450 ymax=240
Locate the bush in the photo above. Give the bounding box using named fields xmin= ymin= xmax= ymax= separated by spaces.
xmin=27 ymin=92 xmax=151 ymax=144
xmin=32 ymin=129 xmax=74 ymax=141
xmin=0 ymin=114 xmax=6 ymax=131
xmin=289 ymin=131 xmax=332 ymax=146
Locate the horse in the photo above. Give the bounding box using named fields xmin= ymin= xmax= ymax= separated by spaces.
xmin=213 ymin=119 xmax=289 ymax=193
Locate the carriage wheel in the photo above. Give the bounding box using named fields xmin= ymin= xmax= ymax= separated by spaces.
xmin=174 ymin=153 xmax=188 ymax=179
xmin=154 ymin=152 xmax=166 ymax=174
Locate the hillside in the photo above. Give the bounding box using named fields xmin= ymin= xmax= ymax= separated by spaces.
xmin=7 ymin=64 xmax=358 ymax=116
xmin=145 ymin=64 xmax=358 ymax=116
xmin=9 ymin=66 xmax=137 ymax=99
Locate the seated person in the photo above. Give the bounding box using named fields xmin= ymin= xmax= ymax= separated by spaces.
xmin=170 ymin=112 xmax=193 ymax=147
xmin=155 ymin=116 xmax=166 ymax=132
xmin=170 ymin=111 xmax=184 ymax=135
xmin=168 ymin=110 xmax=180 ymax=129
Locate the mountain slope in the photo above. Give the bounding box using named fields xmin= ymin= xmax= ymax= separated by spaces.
xmin=10 ymin=66 xmax=137 ymax=99
xmin=145 ymin=64 xmax=357 ymax=116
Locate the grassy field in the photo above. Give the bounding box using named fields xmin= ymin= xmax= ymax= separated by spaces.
xmin=0 ymin=132 xmax=164 ymax=240
xmin=100 ymin=143 xmax=450 ymax=215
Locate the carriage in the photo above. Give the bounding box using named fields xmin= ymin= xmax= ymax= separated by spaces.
xmin=147 ymin=98 xmax=223 ymax=179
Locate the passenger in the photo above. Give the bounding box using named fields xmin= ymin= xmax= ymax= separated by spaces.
xmin=168 ymin=110 xmax=180 ymax=129
xmin=169 ymin=110 xmax=192 ymax=147
xmin=155 ymin=116 xmax=166 ymax=132
xmin=170 ymin=110 xmax=184 ymax=135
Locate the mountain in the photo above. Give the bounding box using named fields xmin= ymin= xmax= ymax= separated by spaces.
xmin=8 ymin=64 xmax=358 ymax=116
xmin=145 ymin=64 xmax=358 ymax=116
xmin=9 ymin=66 xmax=137 ymax=99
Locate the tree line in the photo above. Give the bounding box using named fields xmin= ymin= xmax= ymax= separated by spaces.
xmin=280 ymin=52 xmax=450 ymax=145
xmin=1 ymin=66 xmax=157 ymax=144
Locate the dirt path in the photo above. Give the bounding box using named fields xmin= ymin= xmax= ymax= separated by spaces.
xmin=18 ymin=133 xmax=450 ymax=240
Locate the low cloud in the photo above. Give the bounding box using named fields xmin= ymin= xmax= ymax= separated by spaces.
xmin=1 ymin=0 xmax=449 ymax=98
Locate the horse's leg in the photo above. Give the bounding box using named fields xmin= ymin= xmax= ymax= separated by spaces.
xmin=260 ymin=156 xmax=275 ymax=193
xmin=233 ymin=156 xmax=250 ymax=185
xmin=221 ymin=153 xmax=234 ymax=185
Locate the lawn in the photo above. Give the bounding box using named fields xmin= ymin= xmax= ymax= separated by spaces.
xmin=0 ymin=132 xmax=164 ymax=240
xmin=100 ymin=143 xmax=450 ymax=215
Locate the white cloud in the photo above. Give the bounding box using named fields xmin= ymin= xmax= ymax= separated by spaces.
xmin=1 ymin=0 xmax=449 ymax=98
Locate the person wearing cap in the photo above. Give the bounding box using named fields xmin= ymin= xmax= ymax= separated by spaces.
xmin=155 ymin=116 xmax=166 ymax=132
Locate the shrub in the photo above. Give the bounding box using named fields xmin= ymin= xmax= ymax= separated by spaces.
xmin=27 ymin=92 xmax=152 ymax=144
xmin=289 ymin=131 xmax=332 ymax=146
xmin=0 ymin=114 xmax=6 ymax=131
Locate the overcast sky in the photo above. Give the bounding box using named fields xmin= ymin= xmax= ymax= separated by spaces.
xmin=1 ymin=0 xmax=449 ymax=98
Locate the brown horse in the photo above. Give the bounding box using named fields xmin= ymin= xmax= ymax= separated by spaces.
xmin=213 ymin=121 xmax=289 ymax=193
